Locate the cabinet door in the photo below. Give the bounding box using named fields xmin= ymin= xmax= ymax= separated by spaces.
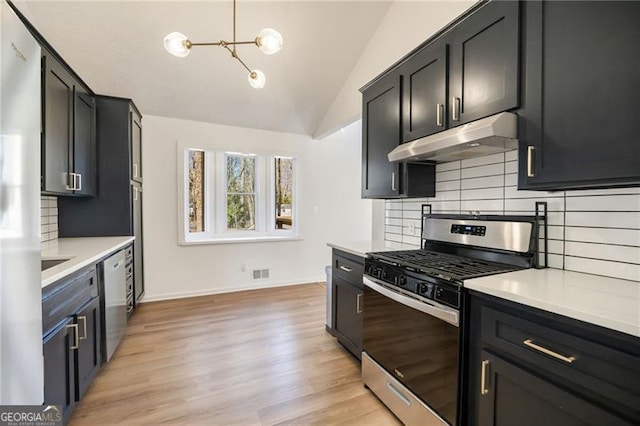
xmin=477 ymin=350 xmax=631 ymax=426
xmin=73 ymin=86 xmax=96 ymax=196
xmin=131 ymin=109 xmax=142 ymax=183
xmin=519 ymin=1 xmax=640 ymax=190
xmin=43 ymin=317 xmax=76 ymax=424
xmin=401 ymin=43 xmax=447 ymax=142
xmin=42 ymin=52 xmax=73 ymax=194
xmin=75 ymin=296 xmax=100 ymax=400
xmin=449 ymin=1 xmax=519 ymax=126
xmin=132 ymin=184 xmax=144 ymax=304
xmin=332 ymin=276 xmax=363 ymax=359
xmin=362 ymin=72 xmax=401 ymax=198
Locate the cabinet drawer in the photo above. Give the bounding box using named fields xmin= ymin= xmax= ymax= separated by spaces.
xmin=332 ymin=251 xmax=364 ymax=285
xmin=480 ymin=305 xmax=640 ymax=418
xmin=43 ymin=267 xmax=98 ymax=336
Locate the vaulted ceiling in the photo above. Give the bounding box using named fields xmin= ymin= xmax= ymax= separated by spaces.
xmin=16 ymin=1 xmax=392 ymax=135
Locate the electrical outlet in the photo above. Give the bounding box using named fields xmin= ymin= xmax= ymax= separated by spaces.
xmin=312 ymin=206 xmax=318 ymax=214
xmin=408 ymin=222 xmax=415 ymax=235
xmin=241 ymin=263 xmax=248 ymax=272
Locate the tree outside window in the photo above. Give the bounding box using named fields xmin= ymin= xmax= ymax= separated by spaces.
xmin=226 ymin=154 xmax=256 ymax=231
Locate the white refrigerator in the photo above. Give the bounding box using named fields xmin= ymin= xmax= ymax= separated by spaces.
xmin=0 ymin=1 xmax=44 ymax=404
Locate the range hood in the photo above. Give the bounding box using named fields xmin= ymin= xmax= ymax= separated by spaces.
xmin=388 ymin=112 xmax=518 ymax=163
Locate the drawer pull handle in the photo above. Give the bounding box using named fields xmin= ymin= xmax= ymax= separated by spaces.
xmin=66 ymin=323 xmax=79 ymax=350
xmin=78 ymin=316 xmax=88 ymax=340
xmin=386 ymin=381 xmax=411 ymax=407
xmin=339 ymin=265 xmax=353 ymax=273
xmin=356 ymin=293 xmax=363 ymax=314
xmin=480 ymin=360 xmax=490 ymax=395
xmin=523 ymin=339 xmax=576 ymax=363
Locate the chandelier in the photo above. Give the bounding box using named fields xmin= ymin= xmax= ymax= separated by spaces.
xmin=163 ymin=0 xmax=282 ymax=89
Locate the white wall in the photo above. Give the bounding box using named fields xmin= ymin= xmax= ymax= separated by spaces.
xmin=142 ymin=116 xmax=371 ymax=301
xmin=383 ymin=151 xmax=640 ymax=283
xmin=313 ymin=0 xmax=476 ymax=138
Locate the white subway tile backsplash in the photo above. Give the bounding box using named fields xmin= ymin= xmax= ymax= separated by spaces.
xmin=564 ymin=241 xmax=640 ymax=265
xmin=437 ymin=169 xmax=462 ymax=182
xmin=436 ymin=161 xmax=461 ymax=172
xmin=383 ymin=150 xmax=640 ymax=282
xmin=461 ymin=175 xmax=504 ymax=190
xmin=40 ymin=196 xmax=58 ymax=248
xmin=565 ymin=194 xmax=640 ymax=212
xmin=564 ymin=227 xmax=640 ymax=247
xmin=461 ymin=152 xmax=505 ymax=168
xmin=461 ymin=163 xmax=504 ymax=179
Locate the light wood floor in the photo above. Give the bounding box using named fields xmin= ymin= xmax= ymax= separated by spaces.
xmin=70 ymin=283 xmax=401 ymax=425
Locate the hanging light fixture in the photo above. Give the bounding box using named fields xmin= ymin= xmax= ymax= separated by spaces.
xmin=163 ymin=0 xmax=282 ymax=89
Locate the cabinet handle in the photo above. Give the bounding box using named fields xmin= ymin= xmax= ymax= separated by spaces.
xmin=436 ymin=103 xmax=444 ymax=127
xmin=65 ymin=173 xmax=75 ymax=191
xmin=66 ymin=323 xmax=79 ymax=349
xmin=133 ymin=186 xmax=139 ymax=201
xmin=133 ymin=163 xmax=138 ymax=178
xmin=452 ymin=97 xmax=460 ymax=121
xmin=356 ymin=293 xmax=363 ymax=313
xmin=527 ymin=146 xmax=535 ymax=178
xmin=386 ymin=381 xmax=411 ymax=407
xmin=78 ymin=316 xmax=88 ymax=340
xmin=76 ymin=173 xmax=82 ymax=191
xmin=391 ymin=172 xmax=396 ymax=191
xmin=480 ymin=359 xmax=490 ymax=395
xmin=338 ymin=265 xmax=353 ymax=273
xmin=523 ymin=339 xmax=576 ymax=364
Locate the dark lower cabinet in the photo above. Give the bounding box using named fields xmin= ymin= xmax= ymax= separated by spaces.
xmin=75 ymin=296 xmax=101 ymax=400
xmin=43 ymin=317 xmax=76 ymax=424
xmin=331 ymin=249 xmax=365 ymax=359
xmin=43 ymin=265 xmax=101 ymax=424
xmin=132 ymin=183 xmax=144 ymax=303
xmin=465 ymin=291 xmax=640 ymax=425
xmin=478 ymin=350 xmax=630 ymax=426
xmin=519 ymin=1 xmax=640 ymax=190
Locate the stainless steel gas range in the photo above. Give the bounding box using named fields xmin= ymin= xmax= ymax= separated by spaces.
xmin=362 ymin=213 xmax=545 ymax=426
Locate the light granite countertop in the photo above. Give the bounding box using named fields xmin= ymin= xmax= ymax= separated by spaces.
xmin=465 ymin=268 xmax=640 ymax=338
xmin=41 ymin=237 xmax=135 ymax=288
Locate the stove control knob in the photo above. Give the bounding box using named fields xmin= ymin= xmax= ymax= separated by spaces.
xmin=398 ymin=275 xmax=407 ymax=286
xmin=418 ymin=282 xmax=434 ymax=298
xmin=374 ymin=267 xmax=383 ymax=278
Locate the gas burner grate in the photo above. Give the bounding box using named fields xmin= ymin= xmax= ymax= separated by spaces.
xmin=369 ymin=250 xmax=522 ymax=281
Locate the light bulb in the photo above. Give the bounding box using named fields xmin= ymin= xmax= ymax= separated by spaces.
xmin=248 ymin=70 xmax=266 ymax=89
xmin=256 ymin=28 xmax=283 ymax=55
xmin=164 ymin=32 xmax=191 ymax=57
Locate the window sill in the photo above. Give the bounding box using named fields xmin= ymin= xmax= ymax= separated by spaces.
xmin=179 ymin=235 xmax=301 ymax=246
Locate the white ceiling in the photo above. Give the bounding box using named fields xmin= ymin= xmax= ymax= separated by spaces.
xmin=17 ymin=1 xmax=391 ymax=135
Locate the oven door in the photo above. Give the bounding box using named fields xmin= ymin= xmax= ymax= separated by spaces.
xmin=363 ymin=276 xmax=460 ymax=425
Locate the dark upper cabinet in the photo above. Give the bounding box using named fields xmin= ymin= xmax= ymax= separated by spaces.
xmin=73 ymin=86 xmax=97 ymax=196
xmin=465 ymin=292 xmax=640 ymax=425
xmin=361 ymin=72 xmax=436 ymax=199
xmin=449 ymin=0 xmax=520 ymax=126
xmin=401 ymin=43 xmax=448 ymax=142
xmin=362 ymin=72 xmax=402 ymax=198
xmin=59 ymin=96 xmax=145 ymax=308
xmin=42 ymin=51 xmax=73 ymax=194
xmin=42 ymin=50 xmax=96 ymax=196
xmin=131 ymin=109 xmax=142 ymax=183
xmin=519 ymin=1 xmax=640 ymax=190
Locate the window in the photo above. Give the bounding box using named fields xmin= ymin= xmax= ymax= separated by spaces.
xmin=179 ymin=145 xmax=298 ymax=244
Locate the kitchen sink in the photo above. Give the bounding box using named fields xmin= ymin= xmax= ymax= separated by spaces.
xmin=41 ymin=258 xmax=71 ymax=271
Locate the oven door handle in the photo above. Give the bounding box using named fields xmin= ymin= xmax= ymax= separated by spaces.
xmin=363 ymin=276 xmax=459 ymax=327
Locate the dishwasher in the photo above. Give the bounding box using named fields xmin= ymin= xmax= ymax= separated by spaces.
xmin=100 ymin=249 xmax=127 ymax=362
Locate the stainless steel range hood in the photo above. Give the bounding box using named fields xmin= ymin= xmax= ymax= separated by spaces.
xmin=388 ymin=112 xmax=518 ymax=163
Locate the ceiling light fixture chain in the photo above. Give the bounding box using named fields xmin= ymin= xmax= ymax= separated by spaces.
xmin=163 ymin=0 xmax=282 ymax=89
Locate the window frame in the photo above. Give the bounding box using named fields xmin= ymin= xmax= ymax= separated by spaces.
xmin=177 ymin=142 xmax=300 ymax=245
